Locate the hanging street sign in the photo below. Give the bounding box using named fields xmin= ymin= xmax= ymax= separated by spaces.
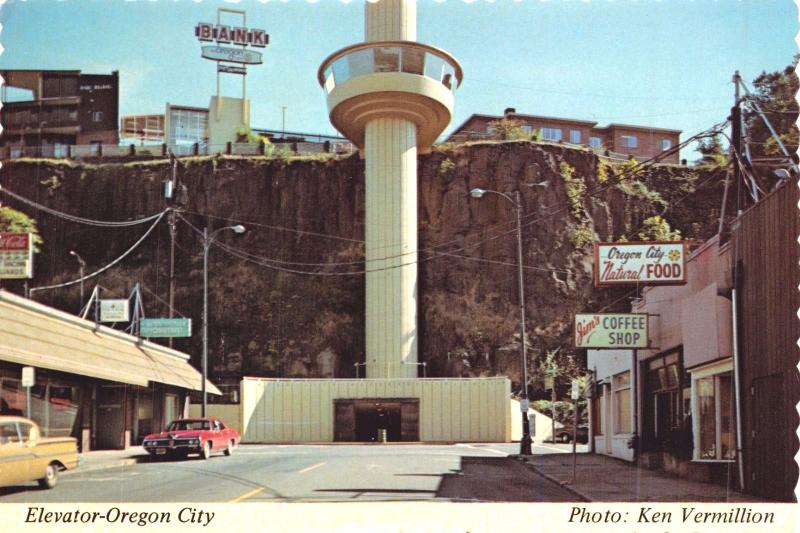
xmin=140 ymin=318 xmax=192 ymax=338
xmin=571 ymin=379 xmax=580 ymax=400
xmin=574 ymin=313 xmax=649 ymax=349
xmin=0 ymin=232 xmax=33 ymax=279
xmin=100 ymin=299 xmax=130 ymax=322
xmin=21 ymin=366 xmax=35 ymax=387
xmin=201 ymin=46 xmax=263 ymax=65
xmin=593 ymin=241 xmax=688 ymax=287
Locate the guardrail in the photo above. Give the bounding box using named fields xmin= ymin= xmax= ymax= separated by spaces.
xmin=0 ymin=140 xmax=357 ymax=161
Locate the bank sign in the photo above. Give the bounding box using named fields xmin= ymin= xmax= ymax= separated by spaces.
xmin=574 ymin=313 xmax=649 ymax=349
xmin=195 ymin=23 xmax=268 ymax=47
xmin=0 ymin=233 xmax=33 ymax=279
xmin=593 ymin=241 xmax=688 ymax=287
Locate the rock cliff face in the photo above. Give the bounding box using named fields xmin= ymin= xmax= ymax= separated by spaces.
xmin=0 ymin=142 xmax=726 ymax=392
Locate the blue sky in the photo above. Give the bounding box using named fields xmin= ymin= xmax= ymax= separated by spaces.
xmin=0 ymin=0 xmax=796 ymax=159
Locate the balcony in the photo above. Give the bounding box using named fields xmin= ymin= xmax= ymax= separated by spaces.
xmin=318 ymin=41 xmax=463 ymax=153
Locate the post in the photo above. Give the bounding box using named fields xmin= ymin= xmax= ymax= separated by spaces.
xmin=168 ymin=155 xmax=178 ymax=348
xmin=571 ymin=395 xmax=579 ymax=484
xmin=202 ymin=227 xmax=209 ymax=418
xmin=515 ymin=190 xmax=532 ymax=455
xmin=26 ymin=387 xmax=32 ymax=419
xmin=79 ymin=263 xmax=84 ymax=313
xmin=551 ymin=383 xmax=556 ymax=445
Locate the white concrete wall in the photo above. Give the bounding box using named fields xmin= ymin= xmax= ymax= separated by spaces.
xmin=588 ymin=349 xmax=635 ymax=462
xmin=240 ymin=377 xmax=511 ymax=443
xmin=208 ymin=96 xmax=250 ymax=147
xmin=188 ymin=404 xmax=242 ymax=435
xmin=509 ymin=400 xmax=559 ymax=442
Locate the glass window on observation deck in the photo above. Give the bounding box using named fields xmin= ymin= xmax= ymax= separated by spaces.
xmin=375 ymin=47 xmax=400 ymax=73
xmin=346 ymin=48 xmax=375 ymax=80
xmin=401 ymin=47 xmax=425 ymax=75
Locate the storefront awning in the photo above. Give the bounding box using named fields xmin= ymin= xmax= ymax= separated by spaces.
xmin=0 ymin=290 xmax=220 ymax=395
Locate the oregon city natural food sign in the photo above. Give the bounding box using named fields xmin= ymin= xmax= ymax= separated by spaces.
xmin=593 ymin=241 xmax=688 ymax=287
xmin=574 ymin=313 xmax=649 ymax=349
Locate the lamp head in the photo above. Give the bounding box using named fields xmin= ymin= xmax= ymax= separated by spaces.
xmin=470 ymin=188 xmax=486 ymax=198
xmin=231 ymin=225 xmax=246 ymax=234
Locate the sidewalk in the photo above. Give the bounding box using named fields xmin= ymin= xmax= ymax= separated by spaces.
xmin=68 ymin=446 xmax=148 ymax=475
xmin=517 ymin=453 xmax=771 ymax=502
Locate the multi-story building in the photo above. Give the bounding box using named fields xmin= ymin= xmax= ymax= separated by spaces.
xmin=0 ymin=69 xmax=119 ymax=157
xmin=447 ymin=108 xmax=682 ymax=164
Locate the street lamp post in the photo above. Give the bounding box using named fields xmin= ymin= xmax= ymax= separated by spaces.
xmin=470 ymin=184 xmax=546 ymax=455
xmin=69 ymin=250 xmax=86 ymax=314
xmin=202 ymin=224 xmax=246 ymax=417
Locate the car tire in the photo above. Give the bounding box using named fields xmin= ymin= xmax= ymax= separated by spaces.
xmin=38 ymin=463 xmax=58 ymax=489
xmin=559 ymin=433 xmax=571 ymax=443
xmin=224 ymin=439 xmax=234 ymax=456
xmin=200 ymin=441 xmax=211 ymax=460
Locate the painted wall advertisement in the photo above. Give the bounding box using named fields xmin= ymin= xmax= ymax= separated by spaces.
xmin=0 ymin=232 xmax=33 ymax=279
xmin=593 ymin=241 xmax=688 ymax=287
xmin=574 ymin=313 xmax=649 ymax=349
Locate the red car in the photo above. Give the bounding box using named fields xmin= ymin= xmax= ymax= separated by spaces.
xmin=142 ymin=417 xmax=239 ymax=460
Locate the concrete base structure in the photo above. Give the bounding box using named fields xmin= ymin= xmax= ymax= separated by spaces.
xmin=208 ymin=95 xmax=250 ymax=147
xmin=239 ymin=377 xmax=510 ymax=443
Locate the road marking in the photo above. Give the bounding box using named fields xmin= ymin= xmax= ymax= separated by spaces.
xmin=298 ymin=462 xmax=326 ymax=474
xmin=455 ymin=444 xmax=507 ymax=456
xmin=228 ymin=487 xmax=264 ymax=503
xmin=535 ymin=444 xmax=567 ymax=453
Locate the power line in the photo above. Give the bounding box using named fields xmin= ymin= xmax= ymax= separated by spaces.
xmin=29 ymin=211 xmax=167 ymax=293
xmin=0 ymin=185 xmax=168 ymax=227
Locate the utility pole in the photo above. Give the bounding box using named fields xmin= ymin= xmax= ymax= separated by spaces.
xmin=731 ymin=71 xmax=743 ymax=215
xmin=167 ymin=152 xmax=179 ymax=347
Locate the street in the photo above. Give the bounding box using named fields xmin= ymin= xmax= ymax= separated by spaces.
xmin=0 ymin=443 xmax=585 ymax=503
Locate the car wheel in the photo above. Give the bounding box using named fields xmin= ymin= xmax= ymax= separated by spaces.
xmin=224 ymin=439 xmax=234 ymax=456
xmin=38 ymin=463 xmax=58 ymax=489
xmin=200 ymin=441 xmax=211 ymax=460
xmin=559 ymin=433 xmax=571 ymax=443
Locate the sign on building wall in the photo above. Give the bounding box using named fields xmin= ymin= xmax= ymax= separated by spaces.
xmin=140 ymin=318 xmax=192 ymax=338
xmin=593 ymin=241 xmax=688 ymax=286
xmin=574 ymin=313 xmax=649 ymax=349
xmin=0 ymin=233 xmax=33 ymax=279
xmin=100 ymin=299 xmax=130 ymax=322
xmin=195 ymin=23 xmax=269 ymax=47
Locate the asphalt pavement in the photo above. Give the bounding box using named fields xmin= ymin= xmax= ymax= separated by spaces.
xmin=0 ymin=443 xmax=579 ymax=503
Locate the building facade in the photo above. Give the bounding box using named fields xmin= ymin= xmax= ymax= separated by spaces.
xmin=448 ymin=108 xmax=681 ymax=164
xmin=0 ymin=70 xmax=119 ymax=157
xmin=0 ymin=290 xmax=219 ymax=451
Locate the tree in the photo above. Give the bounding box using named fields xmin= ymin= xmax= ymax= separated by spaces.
xmin=486 ymin=118 xmax=534 ymax=141
xmin=0 ymin=206 xmax=43 ymax=251
xmin=694 ymin=134 xmax=727 ymax=166
xmin=743 ymin=56 xmax=799 ymax=158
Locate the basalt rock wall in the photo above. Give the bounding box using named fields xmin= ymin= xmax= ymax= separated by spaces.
xmin=0 ymin=142 xmax=726 ymax=391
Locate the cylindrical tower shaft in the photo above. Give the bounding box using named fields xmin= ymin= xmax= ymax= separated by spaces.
xmin=364 ymin=118 xmax=418 ymax=379
xmin=364 ymin=0 xmax=418 ymax=378
xmin=365 ymin=0 xmax=416 ymax=42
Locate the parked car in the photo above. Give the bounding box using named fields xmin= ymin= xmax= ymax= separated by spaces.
xmin=142 ymin=417 xmax=239 ymax=460
xmin=0 ymin=416 xmax=79 ymax=489
xmin=550 ymin=425 xmax=589 ymax=444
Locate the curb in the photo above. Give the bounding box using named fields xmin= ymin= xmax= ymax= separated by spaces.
xmin=63 ymin=457 xmax=142 ymax=476
xmin=513 ymin=455 xmax=592 ymax=502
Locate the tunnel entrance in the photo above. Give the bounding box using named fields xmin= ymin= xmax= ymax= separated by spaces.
xmin=334 ymin=398 xmax=419 ymax=442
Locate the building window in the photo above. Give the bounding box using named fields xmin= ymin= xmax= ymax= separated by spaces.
xmin=643 ymin=351 xmax=688 ymax=453
xmin=693 ymin=369 xmax=735 ymax=461
xmin=659 ymin=138 xmax=672 ymax=151
xmin=569 ymin=130 xmax=581 ymax=144
xmin=613 ymin=371 xmax=631 ymax=434
xmin=589 ymin=137 xmax=602 ymax=148
xmin=521 ymin=125 xmax=533 ymax=134
xmin=93 ymin=111 xmax=103 ymax=122
xmin=541 ymin=127 xmax=562 ymax=141
xmin=621 ymin=135 xmax=638 ymax=148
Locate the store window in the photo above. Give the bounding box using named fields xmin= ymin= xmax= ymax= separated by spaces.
xmin=0 ymin=373 xmax=81 ymax=437
xmin=643 ymin=351 xmax=688 ymax=453
xmin=693 ymin=370 xmax=735 ymax=461
xmin=613 ymin=371 xmax=631 ymax=434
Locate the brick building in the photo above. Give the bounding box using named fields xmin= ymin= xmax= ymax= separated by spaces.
xmin=0 ymin=69 xmax=119 ymax=157
xmin=447 ymin=108 xmax=682 ymax=163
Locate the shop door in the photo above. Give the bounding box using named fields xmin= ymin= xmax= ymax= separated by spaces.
xmin=96 ymin=385 xmax=125 ymax=449
xmin=333 ymin=401 xmax=356 ymax=442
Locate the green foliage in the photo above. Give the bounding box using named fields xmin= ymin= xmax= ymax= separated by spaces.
xmin=560 ymin=162 xmax=596 ymax=247
xmin=570 ymin=221 xmax=596 ymax=248
xmin=744 ymin=56 xmax=799 ymax=159
xmin=0 ymin=206 xmax=43 ymax=251
xmin=486 ymin=118 xmax=533 ymax=141
xmin=695 ymin=134 xmax=727 ymax=166
xmin=40 ymin=175 xmax=61 ymax=190
xmin=438 ymin=158 xmax=455 ymax=178
xmin=637 ymin=215 xmax=682 ymax=241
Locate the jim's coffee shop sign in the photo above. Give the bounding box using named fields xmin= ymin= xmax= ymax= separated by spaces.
xmin=593 ymin=241 xmax=688 ymax=287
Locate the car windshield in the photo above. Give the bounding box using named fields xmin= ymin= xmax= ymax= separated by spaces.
xmin=167 ymin=420 xmax=209 ymax=431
